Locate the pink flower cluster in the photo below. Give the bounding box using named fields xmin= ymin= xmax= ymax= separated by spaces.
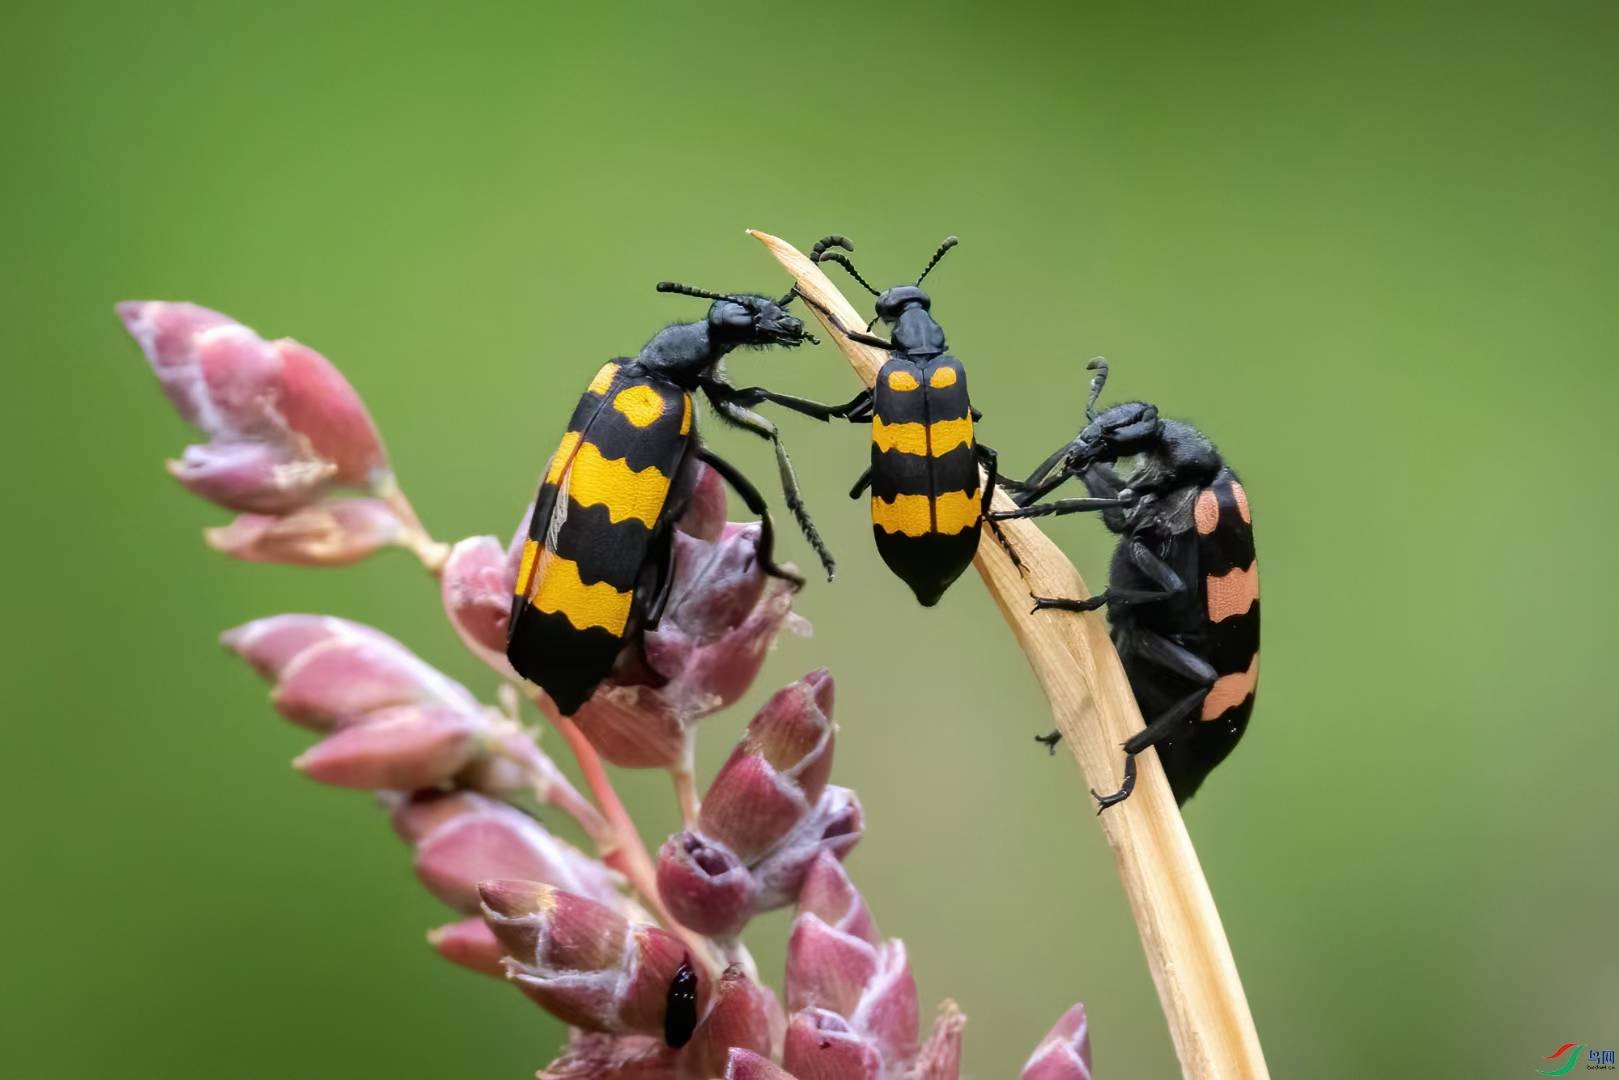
xmin=119 ymin=301 xmax=1094 ymax=1079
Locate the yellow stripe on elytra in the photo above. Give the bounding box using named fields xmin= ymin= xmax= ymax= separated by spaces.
xmin=872 ymin=416 xmax=928 ymax=456
xmin=929 ymin=366 xmax=958 ymax=389
xmin=887 ymin=370 xmax=920 ymax=391
xmin=871 ymin=489 xmax=981 ymax=538
xmin=871 ymin=416 xmax=974 ymax=457
xmin=871 ymin=493 xmax=932 ymax=537
xmin=545 ymin=431 xmax=583 ymax=485
xmin=932 ymin=489 xmax=981 ymax=535
xmin=532 ymin=554 xmax=633 ymax=634
xmin=587 ymin=362 xmax=619 ymax=396
xmin=567 ymin=442 xmax=671 ymax=526
xmin=613 ymin=384 xmax=666 ymax=428
xmin=515 ymin=539 xmax=540 ymax=596
xmin=679 ymin=394 xmax=692 ymax=435
xmin=928 ymin=417 xmax=973 ymax=455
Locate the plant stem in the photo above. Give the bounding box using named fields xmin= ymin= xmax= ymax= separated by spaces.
xmin=375 ymin=473 xmax=450 ymax=574
xmin=671 ymin=731 xmax=702 ymax=829
xmin=750 ymin=228 xmax=1270 ymax=1080
xmin=536 ymin=695 xmax=722 ymax=976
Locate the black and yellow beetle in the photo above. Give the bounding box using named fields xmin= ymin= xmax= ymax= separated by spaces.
xmin=737 ymin=235 xmax=1000 ymax=606
xmin=507 ymin=282 xmax=832 ymax=715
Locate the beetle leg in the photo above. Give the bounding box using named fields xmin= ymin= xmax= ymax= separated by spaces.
xmin=638 ymin=527 xmax=678 ymax=630
xmin=1123 ymin=541 xmax=1189 ymax=596
xmin=702 ymin=391 xmax=836 ymax=581
xmin=1092 ymin=684 xmax=1211 ymax=813
xmin=1077 ymin=463 xmax=1134 ymax=534
xmin=973 ymin=443 xmax=1038 ymax=579
xmin=848 ymin=466 xmax=873 ymax=499
xmin=694 ymin=446 xmax=805 ymax=589
xmin=974 ymin=443 xmax=1001 ymax=517
xmin=1028 ymin=586 xmax=1169 ymax=614
xmin=725 ymin=385 xmax=872 ymax=423
xmin=990 ymin=492 xmax=1138 ymax=521
xmin=793 ymin=291 xmax=898 ymax=350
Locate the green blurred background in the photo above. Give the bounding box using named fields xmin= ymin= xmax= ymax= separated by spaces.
xmin=5 ymin=2 xmax=1616 ymax=1076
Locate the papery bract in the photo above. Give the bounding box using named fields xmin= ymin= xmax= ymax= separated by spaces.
xmin=1021 ymin=1003 xmax=1092 ymax=1080
xmin=723 ymin=1050 xmax=797 ymax=1080
xmin=395 ymin=791 xmax=620 ymax=913
xmin=481 ymin=881 xmax=702 ymax=1036
xmin=293 ymin=705 xmax=482 ymax=789
xmin=428 ymin=917 xmax=507 ymax=978
xmin=206 ymin=498 xmax=403 ymax=566
xmin=782 ymin=1009 xmax=882 ymax=1080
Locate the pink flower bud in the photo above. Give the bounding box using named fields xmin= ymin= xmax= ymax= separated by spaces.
xmin=272 ymin=338 xmax=387 ymax=485
xmin=749 ymin=786 xmax=864 ymax=912
xmin=785 ymin=914 xmax=877 ymax=1018
xmin=700 ymin=672 xmax=835 ymax=864
xmin=293 ymin=704 xmax=482 ymax=789
xmin=480 ymin=882 xmax=703 ymax=1035
xmin=395 ymin=791 xmax=620 ymax=914
xmin=118 ymin=302 xmax=388 ymax=511
xmin=656 ymin=832 xmax=758 ymax=938
xmin=1021 ymin=1003 xmax=1091 ymax=1080
xmin=644 ymin=526 xmax=805 ymax=714
xmin=677 ymin=965 xmax=782 ymax=1080
xmin=723 ymin=1050 xmax=796 ymax=1080
xmin=441 ymin=536 xmax=514 ymax=672
xmin=573 ymin=689 xmax=688 ymax=769
xmin=167 ymin=441 xmax=336 ymax=514
xmin=539 ymin=1032 xmax=677 ymax=1079
xmin=782 ymin=1010 xmax=882 ymax=1080
xmin=785 ymin=873 xmax=918 ymax=1067
xmin=205 ymin=498 xmax=403 ymax=567
xmin=220 ymin=614 xmax=391 ymax=681
xmin=795 ymin=852 xmax=878 ymax=945
xmin=252 ymin=623 xmax=478 ymax=730
xmin=783 ymin=923 xmax=919 ymax=1062
xmin=428 ymin=917 xmax=506 ymax=978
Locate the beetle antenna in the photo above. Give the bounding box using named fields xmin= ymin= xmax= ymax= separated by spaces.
xmin=1085 ymin=358 xmax=1110 ymax=420
xmin=657 ymin=281 xmax=733 ymax=303
xmin=809 ymin=235 xmax=881 ymax=297
xmin=810 ymin=234 xmax=855 ymax=261
xmin=916 ymin=235 xmax=959 ymax=285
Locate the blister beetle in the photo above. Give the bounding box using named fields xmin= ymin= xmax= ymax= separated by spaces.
xmin=735 ymin=234 xmax=1000 ymax=606
xmin=994 ymin=361 xmax=1259 ymax=810
xmin=507 ymin=282 xmax=834 ymax=715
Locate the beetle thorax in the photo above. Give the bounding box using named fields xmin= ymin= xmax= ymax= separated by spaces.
xmin=888 ymin=305 xmax=947 ymax=357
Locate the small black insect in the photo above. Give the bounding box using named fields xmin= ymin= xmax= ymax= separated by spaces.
xmin=994 ymin=361 xmax=1259 ymax=810
xmin=735 ymin=234 xmax=1000 ymax=606
xmin=507 ymin=282 xmax=835 ymax=715
xmin=664 ymin=954 xmax=699 ymax=1048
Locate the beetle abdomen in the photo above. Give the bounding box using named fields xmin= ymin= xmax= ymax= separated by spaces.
xmin=868 ymin=356 xmax=981 ymax=605
xmin=508 ymin=363 xmax=694 ymax=714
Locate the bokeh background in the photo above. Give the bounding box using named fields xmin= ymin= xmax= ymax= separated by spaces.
xmin=6 ymin=2 xmax=1617 ymax=1077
